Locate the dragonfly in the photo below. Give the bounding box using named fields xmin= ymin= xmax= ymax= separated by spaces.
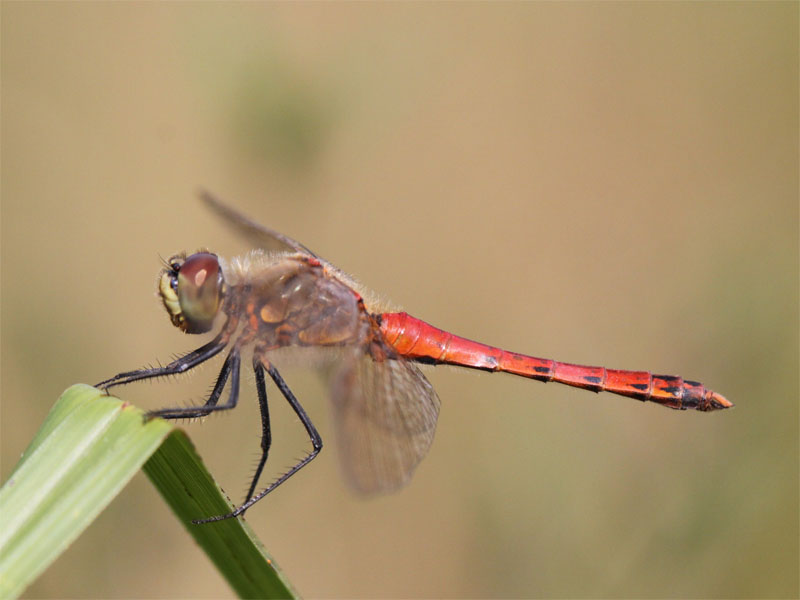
xmin=98 ymin=192 xmax=732 ymax=524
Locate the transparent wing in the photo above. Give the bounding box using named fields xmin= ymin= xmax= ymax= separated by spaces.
xmin=199 ymin=190 xmax=393 ymax=313
xmin=199 ymin=189 xmax=319 ymax=257
xmin=330 ymin=350 xmax=441 ymax=495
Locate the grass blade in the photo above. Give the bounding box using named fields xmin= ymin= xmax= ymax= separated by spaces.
xmin=0 ymin=385 xmax=172 ymax=598
xmin=0 ymin=385 xmax=298 ymax=599
xmin=143 ymin=432 xmax=298 ymax=599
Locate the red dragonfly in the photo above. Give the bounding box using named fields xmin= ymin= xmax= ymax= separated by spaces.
xmin=98 ymin=192 xmax=732 ymax=523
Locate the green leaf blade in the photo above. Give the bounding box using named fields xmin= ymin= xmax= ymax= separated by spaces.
xmin=143 ymin=431 xmax=298 ymax=599
xmin=0 ymin=385 xmax=298 ymax=599
xmin=0 ymin=385 xmax=172 ymax=599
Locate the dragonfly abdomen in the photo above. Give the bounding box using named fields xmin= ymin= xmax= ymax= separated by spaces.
xmin=378 ymin=312 xmax=732 ymax=412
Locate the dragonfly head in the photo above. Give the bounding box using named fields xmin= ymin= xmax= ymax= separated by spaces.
xmin=158 ymin=252 xmax=225 ymax=334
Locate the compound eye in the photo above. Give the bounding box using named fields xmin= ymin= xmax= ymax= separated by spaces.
xmin=177 ymin=253 xmax=224 ymax=333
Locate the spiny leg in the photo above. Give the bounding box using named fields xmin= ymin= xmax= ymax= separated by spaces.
xmin=244 ymin=357 xmax=272 ymax=503
xmin=95 ymin=333 xmax=228 ymax=390
xmin=194 ymin=361 xmax=322 ymax=524
xmin=146 ymin=349 xmax=241 ymax=421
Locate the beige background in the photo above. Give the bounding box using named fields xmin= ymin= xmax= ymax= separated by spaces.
xmin=2 ymin=3 xmax=797 ymax=598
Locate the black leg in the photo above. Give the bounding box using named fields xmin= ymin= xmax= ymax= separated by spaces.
xmin=146 ymin=349 xmax=241 ymax=421
xmin=95 ymin=334 xmax=228 ymax=390
xmin=193 ymin=361 xmax=322 ymax=524
xmin=244 ymin=357 xmax=272 ymax=503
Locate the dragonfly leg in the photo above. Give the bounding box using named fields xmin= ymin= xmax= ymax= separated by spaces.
xmin=244 ymin=357 xmax=272 ymax=503
xmin=145 ymin=349 xmax=241 ymax=421
xmin=193 ymin=361 xmax=322 ymax=524
xmin=95 ymin=333 xmax=228 ymax=390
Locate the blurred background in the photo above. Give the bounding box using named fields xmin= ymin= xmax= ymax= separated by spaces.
xmin=2 ymin=3 xmax=797 ymax=598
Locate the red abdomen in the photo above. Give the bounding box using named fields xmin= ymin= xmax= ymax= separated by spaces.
xmin=378 ymin=312 xmax=732 ymax=412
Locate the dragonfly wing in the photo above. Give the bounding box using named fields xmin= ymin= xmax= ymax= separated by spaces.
xmin=199 ymin=189 xmax=319 ymax=257
xmin=199 ymin=190 xmax=392 ymax=313
xmin=330 ymin=350 xmax=441 ymax=495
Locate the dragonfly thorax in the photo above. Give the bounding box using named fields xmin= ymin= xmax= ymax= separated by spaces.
xmin=227 ymin=253 xmax=369 ymax=350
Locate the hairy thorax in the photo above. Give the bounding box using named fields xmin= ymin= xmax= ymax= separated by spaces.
xmin=222 ymin=252 xmax=370 ymax=351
